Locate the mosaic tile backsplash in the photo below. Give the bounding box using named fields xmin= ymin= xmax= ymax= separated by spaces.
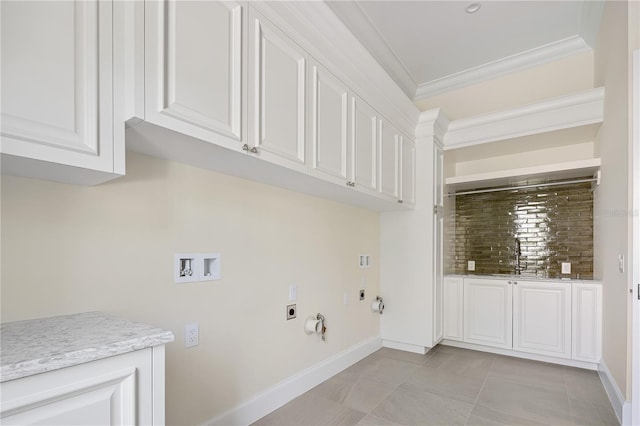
xmin=448 ymin=179 xmax=593 ymax=279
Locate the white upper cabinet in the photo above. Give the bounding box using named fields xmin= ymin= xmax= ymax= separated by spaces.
xmin=248 ymin=9 xmax=307 ymax=172
xmin=350 ymin=96 xmax=378 ymax=194
xmin=400 ymin=135 xmax=416 ymax=207
xmin=144 ymin=0 xmax=243 ymax=150
xmin=378 ymin=119 xmax=400 ymax=201
xmin=0 ymin=0 xmax=124 ymax=185
xmin=309 ymin=63 xmax=349 ymax=184
xmin=513 ymin=280 xmax=572 ymax=359
xmin=464 ymin=278 xmax=513 ymax=349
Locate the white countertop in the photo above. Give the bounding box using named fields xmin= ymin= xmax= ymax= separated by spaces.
xmin=445 ymin=274 xmax=601 ymax=284
xmin=0 ymin=312 xmax=174 ymax=382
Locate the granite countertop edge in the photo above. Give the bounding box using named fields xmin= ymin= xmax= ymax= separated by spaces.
xmin=0 ymin=313 xmax=174 ymax=383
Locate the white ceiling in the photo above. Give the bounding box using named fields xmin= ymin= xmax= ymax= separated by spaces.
xmin=327 ymin=1 xmax=604 ymax=101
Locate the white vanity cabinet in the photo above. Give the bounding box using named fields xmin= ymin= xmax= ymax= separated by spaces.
xmin=446 ymin=276 xmax=602 ymax=367
xmin=0 ymin=312 xmax=173 ymax=426
xmin=513 ymin=280 xmax=572 ymax=359
xmin=144 ymin=0 xmax=245 ymax=152
xmin=1 ymin=348 xmax=160 ymax=425
xmin=0 ymin=0 xmax=125 ymax=185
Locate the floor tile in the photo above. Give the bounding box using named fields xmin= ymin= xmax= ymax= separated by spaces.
xmin=423 ymin=346 xmax=495 ymax=380
xmin=477 ymin=375 xmax=572 ymax=425
xmin=355 ymin=413 xmax=399 ymax=425
xmin=352 ymin=356 xmax=422 ymax=387
xmin=372 ymin=385 xmax=474 ymax=426
xmin=403 ymin=364 xmax=486 ymax=403
xmin=564 ymin=366 xmax=612 ymax=408
xmin=251 ymin=392 xmax=366 ymax=426
xmin=569 ymin=397 xmax=619 ymax=426
xmin=465 ymin=404 xmax=546 ymax=426
xmin=366 ymin=347 xmax=432 ymax=365
xmin=488 ymin=354 xmax=567 ymax=388
xmin=309 ymin=375 xmax=398 ymax=413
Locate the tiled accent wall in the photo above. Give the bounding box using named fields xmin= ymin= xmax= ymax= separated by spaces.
xmin=448 ymin=179 xmax=593 ymax=279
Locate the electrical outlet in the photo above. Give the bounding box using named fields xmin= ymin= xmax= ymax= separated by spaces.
xmin=286 ymin=304 xmax=297 ymax=320
xmin=185 ymin=323 xmax=199 ymax=348
xmin=343 ymin=292 xmax=350 ymax=305
xmin=467 ymin=260 xmax=476 ymax=271
xmin=359 ymin=289 xmax=365 ymax=301
xmin=561 ymin=262 xmax=571 ymax=274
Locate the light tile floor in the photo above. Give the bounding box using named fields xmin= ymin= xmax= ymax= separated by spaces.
xmin=252 ymin=345 xmax=619 ymax=426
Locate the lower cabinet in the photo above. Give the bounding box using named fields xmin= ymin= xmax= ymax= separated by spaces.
xmin=0 ymin=346 xmax=165 ymax=425
xmin=449 ymin=277 xmax=602 ymax=364
xmin=463 ymin=278 xmax=513 ymax=349
xmin=513 ymin=281 xmax=571 ymax=359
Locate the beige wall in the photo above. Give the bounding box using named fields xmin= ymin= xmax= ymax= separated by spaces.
xmin=0 ymin=152 xmax=381 ymax=425
xmin=593 ymin=0 xmax=632 ymax=400
xmin=415 ymin=51 xmax=595 ymax=120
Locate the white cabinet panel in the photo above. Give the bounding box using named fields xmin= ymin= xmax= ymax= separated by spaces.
xmin=464 ymin=279 xmax=513 ymax=349
xmin=350 ymin=96 xmax=378 ymax=193
xmin=248 ymin=10 xmax=307 ymax=171
xmin=378 ymin=119 xmax=399 ymax=200
xmin=310 ymin=64 xmax=349 ymax=184
xmin=145 ymin=0 xmax=243 ymax=147
xmin=400 ymin=136 xmax=416 ymax=206
xmin=572 ymin=283 xmax=602 ymax=362
xmin=1 ymin=349 xmax=153 ymax=426
xmin=1 ymin=0 xmax=123 ymax=183
xmin=444 ymin=276 xmax=464 ymax=341
xmin=513 ymin=280 xmax=571 ymax=358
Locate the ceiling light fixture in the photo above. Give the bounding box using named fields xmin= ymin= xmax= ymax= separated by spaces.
xmin=465 ymin=2 xmax=482 ymax=14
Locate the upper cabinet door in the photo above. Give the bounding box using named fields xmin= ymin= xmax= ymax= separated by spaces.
xmin=350 ymin=96 xmax=378 ymax=193
xmin=248 ymin=10 xmax=307 ymax=172
xmin=400 ymin=136 xmax=416 ymax=207
xmin=309 ymin=63 xmax=349 ymax=185
xmin=145 ymin=0 xmax=243 ymax=148
xmin=1 ymin=0 xmax=123 ymax=183
xmin=378 ymin=119 xmax=399 ymax=200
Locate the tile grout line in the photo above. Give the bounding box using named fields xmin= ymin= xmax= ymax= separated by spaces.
xmin=462 ymin=355 xmax=494 ymax=425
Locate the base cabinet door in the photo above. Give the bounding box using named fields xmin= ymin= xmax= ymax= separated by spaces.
xmin=572 ymin=283 xmax=602 ymax=362
xmin=513 ymin=280 xmax=571 ymax=358
xmin=443 ymin=276 xmax=464 ymax=341
xmin=1 ymin=349 xmax=155 ymax=425
xmin=463 ymin=279 xmax=512 ymax=349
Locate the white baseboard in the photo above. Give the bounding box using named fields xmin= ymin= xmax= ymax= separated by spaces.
xmin=441 ymin=340 xmax=599 ymax=370
xmin=203 ymin=336 xmax=382 ymax=426
xmin=598 ymin=360 xmax=631 ymax=425
xmin=381 ymin=339 xmax=429 ymax=354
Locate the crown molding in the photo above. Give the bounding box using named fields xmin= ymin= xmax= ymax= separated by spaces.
xmin=325 ymin=1 xmax=418 ymax=99
xmin=414 ymin=36 xmax=592 ymax=101
xmin=443 ymin=87 xmax=604 ymax=150
xmin=416 ymin=108 xmax=449 ymax=144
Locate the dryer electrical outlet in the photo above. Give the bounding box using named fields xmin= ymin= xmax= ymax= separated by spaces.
xmin=185 ymin=323 xmax=199 ymax=348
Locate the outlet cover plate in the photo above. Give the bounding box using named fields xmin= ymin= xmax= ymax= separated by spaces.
xmin=286 ymin=304 xmax=297 ymax=320
xmin=467 ymin=260 xmax=476 ymax=271
xmin=561 ymin=262 xmax=571 ymax=274
xmin=185 ymin=323 xmax=199 ymax=348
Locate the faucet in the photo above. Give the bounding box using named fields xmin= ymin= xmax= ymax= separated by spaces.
xmin=514 ymin=238 xmax=521 ymax=275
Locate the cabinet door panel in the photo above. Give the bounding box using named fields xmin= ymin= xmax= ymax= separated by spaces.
xmin=249 ymin=11 xmax=306 ymax=171
xmin=310 ymin=65 xmax=348 ymax=183
xmin=572 ymin=283 xmax=602 ymax=362
xmin=401 ymin=137 xmax=416 ymax=206
xmin=146 ymin=0 xmax=243 ymax=145
xmin=1 ymin=0 xmax=115 ymax=172
xmin=513 ymin=281 xmax=571 ymax=358
xmin=464 ymin=279 xmax=512 ymax=349
xmin=351 ymin=96 xmax=377 ymax=192
xmin=444 ymin=277 xmax=464 ymax=341
xmin=379 ymin=120 xmax=399 ymax=199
